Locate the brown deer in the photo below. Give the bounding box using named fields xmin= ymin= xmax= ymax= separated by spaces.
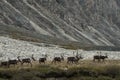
xmin=17 ymin=55 xmax=36 ymax=67
xmin=93 ymin=53 xmax=108 ymax=62
xmin=7 ymin=59 xmax=18 ymax=67
xmin=39 ymin=54 xmax=48 ymax=64
xmin=67 ymin=56 xmax=83 ymax=63
xmin=52 ymin=54 xmax=64 ymax=63
xmin=0 ymin=61 xmax=8 ymax=67
xmin=0 ymin=58 xmax=19 ymax=68
xmin=18 ymin=57 xmax=32 ymax=67
xmin=67 ymin=52 xmax=83 ymax=64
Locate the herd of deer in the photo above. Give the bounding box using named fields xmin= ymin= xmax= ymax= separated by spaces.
xmin=0 ymin=52 xmax=108 ymax=68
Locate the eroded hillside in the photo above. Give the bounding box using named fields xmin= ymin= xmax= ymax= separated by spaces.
xmin=0 ymin=0 xmax=120 ymax=46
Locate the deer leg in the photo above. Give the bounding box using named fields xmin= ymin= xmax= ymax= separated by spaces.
xmin=30 ymin=62 xmax=32 ymax=67
xmin=75 ymin=61 xmax=77 ymax=64
xmin=51 ymin=61 xmax=53 ymax=64
xmin=74 ymin=61 xmax=76 ymax=64
xmin=56 ymin=61 xmax=57 ymax=64
xmin=101 ymin=59 xmax=103 ymax=62
xmin=73 ymin=61 xmax=75 ymax=64
xmin=58 ymin=61 xmax=60 ymax=63
xmin=51 ymin=60 xmax=54 ymax=64
xmin=67 ymin=61 xmax=69 ymax=64
xmin=21 ymin=62 xmax=24 ymax=66
xmin=72 ymin=61 xmax=74 ymax=64
xmin=27 ymin=62 xmax=29 ymax=66
xmin=103 ymin=59 xmax=104 ymax=62
xmin=94 ymin=59 xmax=96 ymax=62
xmin=7 ymin=65 xmax=9 ymax=68
xmin=54 ymin=61 xmax=56 ymax=64
xmin=8 ymin=64 xmax=10 ymax=68
xmin=68 ymin=61 xmax=70 ymax=64
xmin=76 ymin=61 xmax=78 ymax=64
xmin=93 ymin=59 xmax=95 ymax=62
xmin=97 ymin=59 xmax=99 ymax=62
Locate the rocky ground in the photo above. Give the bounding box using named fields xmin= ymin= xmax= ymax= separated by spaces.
xmin=0 ymin=36 xmax=120 ymax=62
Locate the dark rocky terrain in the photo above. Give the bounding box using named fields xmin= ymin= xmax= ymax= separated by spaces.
xmin=0 ymin=0 xmax=120 ymax=47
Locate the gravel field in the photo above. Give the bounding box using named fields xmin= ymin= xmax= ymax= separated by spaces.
xmin=0 ymin=36 xmax=120 ymax=61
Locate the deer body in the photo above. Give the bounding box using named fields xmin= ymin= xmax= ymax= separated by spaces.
xmin=93 ymin=55 xmax=108 ymax=62
xmin=39 ymin=58 xmax=46 ymax=64
xmin=67 ymin=56 xmax=83 ymax=63
xmin=52 ymin=56 xmax=64 ymax=63
xmin=17 ymin=56 xmax=33 ymax=67
xmin=8 ymin=59 xmax=18 ymax=67
xmin=21 ymin=58 xmax=32 ymax=67
xmin=39 ymin=54 xmax=48 ymax=64
xmin=0 ymin=61 xmax=8 ymax=67
xmin=0 ymin=59 xmax=19 ymax=67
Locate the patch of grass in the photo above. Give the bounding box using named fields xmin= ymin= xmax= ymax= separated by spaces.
xmin=69 ymin=76 xmax=113 ymax=80
xmin=0 ymin=62 xmax=120 ymax=80
xmin=103 ymin=65 xmax=120 ymax=78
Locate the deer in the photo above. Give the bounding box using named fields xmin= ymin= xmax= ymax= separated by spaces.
xmin=17 ymin=56 xmax=32 ymax=67
xmin=67 ymin=51 xmax=83 ymax=64
xmin=93 ymin=52 xmax=108 ymax=62
xmin=39 ymin=54 xmax=48 ymax=64
xmin=7 ymin=58 xmax=18 ymax=67
xmin=17 ymin=54 xmax=36 ymax=67
xmin=67 ymin=56 xmax=83 ymax=64
xmin=0 ymin=61 xmax=8 ymax=67
xmin=51 ymin=54 xmax=64 ymax=64
xmin=0 ymin=58 xmax=19 ymax=68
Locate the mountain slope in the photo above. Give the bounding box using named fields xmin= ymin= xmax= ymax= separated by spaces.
xmin=0 ymin=0 xmax=120 ymax=46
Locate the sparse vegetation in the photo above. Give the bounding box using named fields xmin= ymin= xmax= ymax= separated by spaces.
xmin=0 ymin=61 xmax=120 ymax=80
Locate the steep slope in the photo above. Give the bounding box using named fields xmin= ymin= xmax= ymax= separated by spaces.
xmin=0 ymin=0 xmax=120 ymax=46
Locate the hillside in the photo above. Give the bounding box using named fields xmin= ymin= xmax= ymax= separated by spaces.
xmin=0 ymin=0 xmax=120 ymax=46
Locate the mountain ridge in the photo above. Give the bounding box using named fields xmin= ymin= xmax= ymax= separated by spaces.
xmin=0 ymin=0 xmax=120 ymax=46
